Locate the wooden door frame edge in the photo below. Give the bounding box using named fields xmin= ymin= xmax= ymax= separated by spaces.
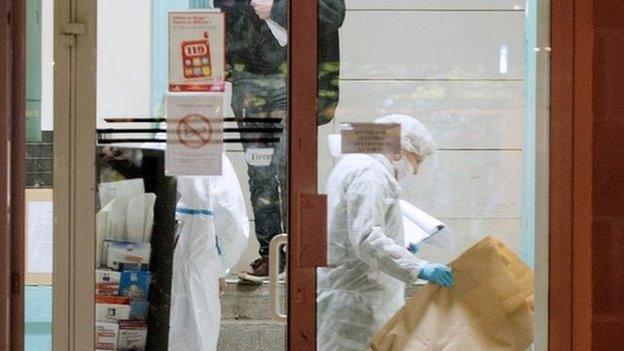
xmin=0 ymin=0 xmax=13 ymax=348
xmin=549 ymin=0 xmax=594 ymax=349
xmin=288 ymin=0 xmax=319 ymax=350
xmin=10 ymin=0 xmax=27 ymax=349
xmin=571 ymin=0 xmax=594 ymax=349
xmin=549 ymin=0 xmax=575 ymax=348
xmin=0 ymin=0 xmax=27 ymax=349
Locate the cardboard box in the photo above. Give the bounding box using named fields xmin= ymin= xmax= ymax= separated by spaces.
xmin=96 ymin=270 xmax=121 ymax=295
xmin=169 ymin=11 xmax=225 ymax=92
xmin=119 ymin=271 xmax=151 ymax=301
xmin=101 ymin=240 xmax=151 ymax=271
xmin=130 ymin=301 xmax=150 ymax=320
xmin=96 ymin=295 xmax=131 ymax=323
xmin=95 ymin=321 xmax=119 ymax=350
xmin=118 ymin=320 xmax=148 ymax=351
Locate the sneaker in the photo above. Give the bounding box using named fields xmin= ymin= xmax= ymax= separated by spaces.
xmin=238 ymin=257 xmax=286 ymax=283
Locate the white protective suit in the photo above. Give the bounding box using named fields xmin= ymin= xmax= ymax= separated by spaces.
xmin=317 ymin=153 xmax=428 ymax=351
xmin=168 ymin=154 xmax=250 ymax=351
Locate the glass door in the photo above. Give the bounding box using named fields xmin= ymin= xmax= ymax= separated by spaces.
xmin=312 ymin=1 xmax=549 ymax=350
xmin=92 ymin=1 xmax=289 ymax=350
xmin=50 ymin=0 xmax=553 ymax=349
xmin=54 ymin=0 xmax=290 ymax=349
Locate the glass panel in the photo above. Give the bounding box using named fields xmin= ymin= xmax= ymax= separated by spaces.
xmin=316 ymin=1 xmax=546 ymax=350
xmin=25 ymin=0 xmax=54 ymax=349
xmin=95 ymin=0 xmax=288 ymax=350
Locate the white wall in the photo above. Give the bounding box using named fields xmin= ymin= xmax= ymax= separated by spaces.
xmin=96 ymin=0 xmax=152 ymax=127
xmin=40 ymin=0 xmax=153 ymax=129
xmin=41 ymin=0 xmax=54 ymax=131
xmin=315 ymin=1 xmax=527 ymax=264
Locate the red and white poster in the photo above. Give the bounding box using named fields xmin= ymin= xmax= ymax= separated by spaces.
xmin=169 ymin=11 xmax=225 ymax=92
xmin=166 ymin=93 xmax=223 ymax=176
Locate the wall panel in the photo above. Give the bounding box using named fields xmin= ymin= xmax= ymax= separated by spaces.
xmin=336 ymin=80 xmax=524 ymax=148
xmin=402 ymin=150 xmax=522 ymax=219
xmin=417 ymin=218 xmax=521 ymax=263
xmin=340 ymin=11 xmax=525 ymax=80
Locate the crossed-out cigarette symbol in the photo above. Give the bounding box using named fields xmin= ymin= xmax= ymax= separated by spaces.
xmin=176 ymin=114 xmax=213 ymax=149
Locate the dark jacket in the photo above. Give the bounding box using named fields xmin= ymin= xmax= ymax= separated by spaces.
xmin=317 ymin=0 xmax=346 ymax=125
xmin=216 ymin=0 xmax=346 ymax=125
xmin=217 ymin=0 xmax=288 ymax=74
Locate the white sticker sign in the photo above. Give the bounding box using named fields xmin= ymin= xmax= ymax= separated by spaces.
xmin=166 ymin=93 xmax=223 ymax=176
xmin=340 ymin=123 xmax=401 ymax=155
xmin=245 ymin=148 xmax=274 ymax=167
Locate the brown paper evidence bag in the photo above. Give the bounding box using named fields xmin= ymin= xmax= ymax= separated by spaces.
xmin=369 ymin=236 xmax=535 ymax=351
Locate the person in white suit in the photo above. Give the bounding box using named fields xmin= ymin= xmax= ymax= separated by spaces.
xmin=317 ymin=115 xmax=454 ymax=351
xmin=169 ymin=154 xmax=250 ymax=351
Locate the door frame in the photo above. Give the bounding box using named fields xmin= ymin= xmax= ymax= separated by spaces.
xmin=548 ymin=0 xmax=594 ymax=349
xmin=0 ymin=0 xmax=27 ymax=350
xmin=288 ymin=0 xmax=319 ymax=349
xmin=0 ymin=0 xmax=12 ymax=347
xmin=52 ymin=0 xmax=97 ymax=349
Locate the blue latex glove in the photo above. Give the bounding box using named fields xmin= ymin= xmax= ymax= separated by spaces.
xmin=407 ymin=243 xmax=419 ymax=254
xmin=418 ymin=263 xmax=454 ymax=287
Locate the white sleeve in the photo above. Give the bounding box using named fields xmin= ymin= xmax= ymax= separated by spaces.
xmin=345 ymin=170 xmax=425 ymax=283
xmin=210 ymin=155 xmax=250 ymax=277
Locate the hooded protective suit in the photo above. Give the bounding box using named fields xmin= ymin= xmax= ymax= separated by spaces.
xmin=317 ymin=114 xmax=440 ymax=351
xmin=317 ymin=154 xmax=428 ymax=351
xmin=168 ymin=154 xmax=249 ymax=351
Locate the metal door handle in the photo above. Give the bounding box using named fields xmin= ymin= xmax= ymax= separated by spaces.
xmin=269 ymin=233 xmax=288 ymax=322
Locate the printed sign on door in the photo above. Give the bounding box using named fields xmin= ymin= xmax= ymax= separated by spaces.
xmin=166 ymin=93 xmax=223 ymax=176
xmin=340 ymin=123 xmax=401 ymax=155
xmin=169 ymin=11 xmax=225 ymax=92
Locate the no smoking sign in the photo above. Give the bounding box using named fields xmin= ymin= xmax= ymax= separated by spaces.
xmin=176 ymin=114 xmax=214 ymax=149
xmin=166 ymin=93 xmax=223 ymax=176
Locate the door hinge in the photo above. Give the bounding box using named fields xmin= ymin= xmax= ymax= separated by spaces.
xmin=62 ymin=22 xmax=86 ymax=46
xmin=11 ymin=273 xmax=20 ymax=294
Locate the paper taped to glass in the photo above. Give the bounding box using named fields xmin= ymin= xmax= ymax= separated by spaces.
xmin=369 ymin=236 xmax=534 ymax=351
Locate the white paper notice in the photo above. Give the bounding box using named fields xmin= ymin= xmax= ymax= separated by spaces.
xmin=166 ymin=92 xmax=223 ymax=176
xmin=27 ymin=201 xmax=53 ymax=274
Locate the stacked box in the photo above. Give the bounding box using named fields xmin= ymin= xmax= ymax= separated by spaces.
xmin=100 ymin=240 xmax=152 ymax=271
xmin=118 ymin=320 xmax=148 ymax=351
xmin=95 ymin=322 xmax=119 ymax=350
